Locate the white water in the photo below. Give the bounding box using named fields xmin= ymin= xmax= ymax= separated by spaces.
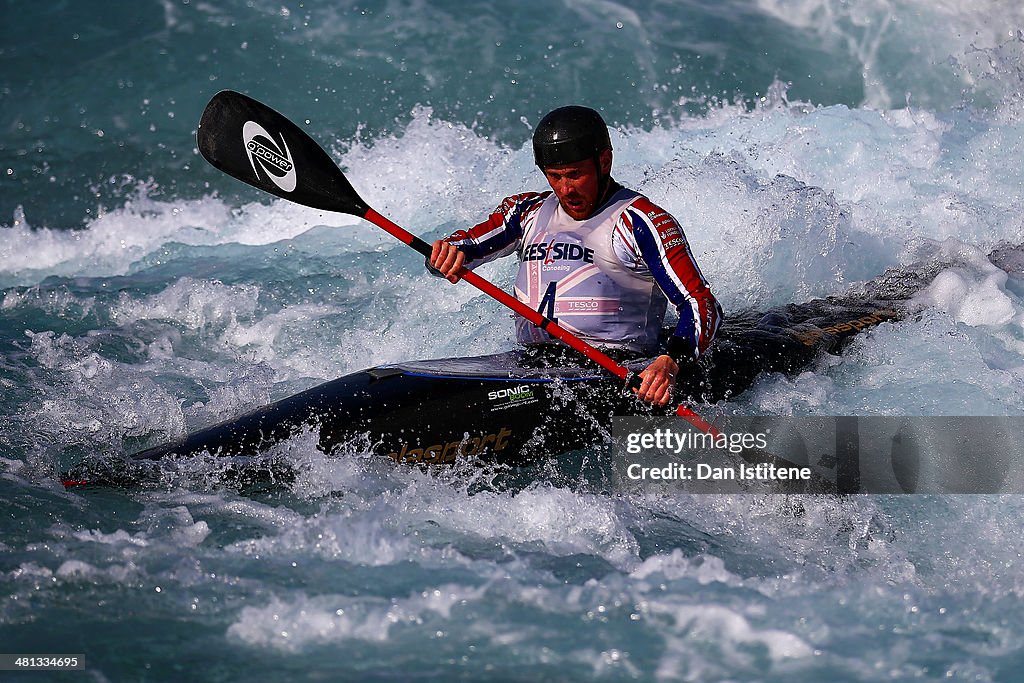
xmin=5 ymin=33 xmax=1024 ymax=680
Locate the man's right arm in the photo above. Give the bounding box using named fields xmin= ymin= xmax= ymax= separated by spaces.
xmin=425 ymin=192 xmax=549 ymax=283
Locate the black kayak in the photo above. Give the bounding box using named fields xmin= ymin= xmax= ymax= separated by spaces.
xmin=62 ymin=295 xmax=903 ymax=488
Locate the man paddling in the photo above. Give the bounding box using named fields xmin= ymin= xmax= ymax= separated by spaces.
xmin=428 ymin=106 xmax=722 ymax=406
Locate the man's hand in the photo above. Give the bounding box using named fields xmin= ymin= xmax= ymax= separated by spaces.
xmin=635 ymin=354 xmax=679 ymax=406
xmin=428 ymin=240 xmax=466 ymax=283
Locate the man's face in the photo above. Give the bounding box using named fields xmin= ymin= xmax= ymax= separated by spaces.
xmin=541 ymin=149 xmax=612 ymax=220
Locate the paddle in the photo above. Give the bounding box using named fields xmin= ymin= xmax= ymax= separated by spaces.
xmin=196 ymin=90 xmax=715 ymax=430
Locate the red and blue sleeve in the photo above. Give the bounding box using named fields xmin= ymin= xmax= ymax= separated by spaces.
xmin=625 ymin=199 xmax=723 ymax=361
xmin=446 ymin=192 xmax=549 ymax=266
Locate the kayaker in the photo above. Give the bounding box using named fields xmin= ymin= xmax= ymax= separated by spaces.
xmin=428 ymin=105 xmax=723 ymax=405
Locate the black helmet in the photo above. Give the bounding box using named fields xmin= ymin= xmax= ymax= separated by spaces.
xmin=532 ymin=106 xmax=611 ymax=168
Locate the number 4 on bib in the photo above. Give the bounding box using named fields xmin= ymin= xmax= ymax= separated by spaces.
xmin=537 ymin=281 xmax=558 ymax=323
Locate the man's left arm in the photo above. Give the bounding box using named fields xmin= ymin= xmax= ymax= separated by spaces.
xmin=624 ymin=200 xmax=723 ymax=405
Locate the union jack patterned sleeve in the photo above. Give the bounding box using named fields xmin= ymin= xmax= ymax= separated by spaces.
xmin=617 ymin=198 xmax=723 ymax=361
xmin=444 ymin=192 xmax=551 ymax=266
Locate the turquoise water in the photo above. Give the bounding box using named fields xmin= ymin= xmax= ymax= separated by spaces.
xmin=4 ymin=1 xmax=1024 ymax=680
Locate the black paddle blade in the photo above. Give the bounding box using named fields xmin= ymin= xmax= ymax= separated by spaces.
xmin=197 ymin=90 xmax=369 ymax=216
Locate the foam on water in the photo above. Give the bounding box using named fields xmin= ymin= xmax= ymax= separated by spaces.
xmin=226 ymin=576 xmax=498 ymax=651
xmin=912 ymin=241 xmax=1019 ymax=326
xmin=5 ymin=436 xmax=1024 ymax=679
xmin=0 ymin=188 xmax=369 ymax=289
xmin=756 ymin=0 xmax=1024 ymax=109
